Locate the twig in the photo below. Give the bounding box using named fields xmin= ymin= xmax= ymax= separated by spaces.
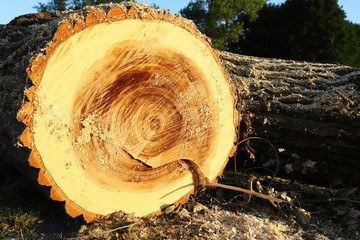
xmin=301 ymin=198 xmax=360 ymax=204
xmin=236 ymin=136 xmax=280 ymax=188
xmin=226 ymin=176 xmax=255 ymax=208
xmin=206 ymin=182 xmax=285 ymax=203
xmin=20 ymin=229 xmax=24 ymax=240
xmin=333 ymin=89 xmax=357 ymax=107
xmin=182 ymin=159 xmax=286 ymax=204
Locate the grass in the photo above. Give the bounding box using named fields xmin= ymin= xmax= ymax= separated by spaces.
xmin=0 ymin=207 xmax=42 ymax=239
xmin=0 ymin=162 xmax=81 ymax=239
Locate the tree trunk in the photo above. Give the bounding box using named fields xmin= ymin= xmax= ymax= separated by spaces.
xmin=0 ymin=3 xmax=237 ymax=222
xmin=220 ymin=52 xmax=360 ymax=186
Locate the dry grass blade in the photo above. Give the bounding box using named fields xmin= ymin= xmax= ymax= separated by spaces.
xmin=66 ymin=222 xmax=137 ymax=240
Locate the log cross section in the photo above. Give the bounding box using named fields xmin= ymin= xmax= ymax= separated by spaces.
xmin=0 ymin=3 xmax=238 ymax=222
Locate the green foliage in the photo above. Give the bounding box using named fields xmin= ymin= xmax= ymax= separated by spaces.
xmin=34 ymin=0 xmax=67 ymax=11
xmin=34 ymin=0 xmax=135 ymax=12
xmin=341 ymin=22 xmax=360 ymax=67
xmin=180 ymin=0 xmax=266 ymax=50
xmin=233 ymin=0 xmax=360 ymax=67
xmin=149 ymin=3 xmax=160 ymax=9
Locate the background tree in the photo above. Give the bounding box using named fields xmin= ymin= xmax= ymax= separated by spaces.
xmin=34 ymin=0 xmax=67 ymax=11
xmin=340 ymin=21 xmax=360 ymax=67
xmin=180 ymin=0 xmax=266 ymax=50
xmin=232 ymin=0 xmax=360 ymax=67
xmin=34 ymin=0 xmax=360 ymax=67
xmin=34 ymin=0 xmax=134 ymax=12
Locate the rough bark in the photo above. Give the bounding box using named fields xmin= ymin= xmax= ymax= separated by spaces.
xmin=0 ymin=3 xmax=237 ymax=222
xmin=221 ymin=52 xmax=360 ymax=186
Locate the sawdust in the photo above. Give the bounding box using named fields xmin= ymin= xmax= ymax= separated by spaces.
xmin=78 ymin=202 xmax=344 ymax=240
xmin=179 ymin=205 xmax=306 ymax=240
xmin=74 ymin=113 xmax=108 ymax=146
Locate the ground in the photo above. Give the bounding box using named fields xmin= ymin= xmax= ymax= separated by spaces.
xmin=0 ymin=161 xmax=359 ymax=240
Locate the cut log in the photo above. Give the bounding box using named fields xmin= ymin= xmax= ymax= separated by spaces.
xmin=0 ymin=3 xmax=238 ymax=222
xmin=221 ymin=52 xmax=360 ymax=186
xmin=2 ymin=2 xmax=359 ymax=223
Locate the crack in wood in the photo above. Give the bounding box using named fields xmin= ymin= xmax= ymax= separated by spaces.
xmin=123 ymin=149 xmax=153 ymax=169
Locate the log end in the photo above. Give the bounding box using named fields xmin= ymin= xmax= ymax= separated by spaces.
xmin=17 ymin=3 xmax=238 ymax=222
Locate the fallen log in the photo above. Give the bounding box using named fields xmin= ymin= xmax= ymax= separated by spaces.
xmin=221 ymin=52 xmax=360 ymax=186
xmin=1 ymin=2 xmax=359 ymax=223
xmin=0 ymin=3 xmax=238 ymax=222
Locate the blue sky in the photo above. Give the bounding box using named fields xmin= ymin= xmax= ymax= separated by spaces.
xmin=1 ymin=0 xmax=359 ymax=24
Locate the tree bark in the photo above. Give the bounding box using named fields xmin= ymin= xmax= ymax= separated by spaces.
xmin=0 ymin=3 xmax=237 ymax=222
xmin=220 ymin=51 xmax=360 ymax=186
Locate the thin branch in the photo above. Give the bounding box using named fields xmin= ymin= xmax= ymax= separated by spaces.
xmin=182 ymin=158 xmax=287 ymax=204
xmin=206 ymin=182 xmax=286 ymax=203
xmin=236 ymin=136 xmax=280 ymax=187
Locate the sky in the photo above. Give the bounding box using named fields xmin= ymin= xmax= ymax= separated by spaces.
xmin=0 ymin=0 xmax=359 ymax=25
